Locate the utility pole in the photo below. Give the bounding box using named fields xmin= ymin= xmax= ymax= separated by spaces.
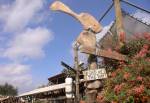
xmin=114 ymin=0 xmax=125 ymax=45
xmin=74 ymin=43 xmax=80 ymax=103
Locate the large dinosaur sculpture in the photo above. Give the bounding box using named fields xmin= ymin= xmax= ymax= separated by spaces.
xmin=50 ymin=1 xmax=126 ymax=61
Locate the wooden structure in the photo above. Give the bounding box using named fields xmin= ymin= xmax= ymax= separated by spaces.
xmin=0 ymin=96 xmax=24 ymax=103
xmin=18 ymin=73 xmax=70 ymax=103
xmin=50 ymin=1 xmax=128 ymax=103
xmin=114 ymin=0 xmax=125 ymax=44
xmin=48 ymin=73 xmax=66 ymax=85
xmin=50 ymin=1 xmax=150 ymax=102
xmin=97 ymin=11 xmax=150 ymax=51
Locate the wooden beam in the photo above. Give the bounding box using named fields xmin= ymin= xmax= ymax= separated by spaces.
xmin=80 ymin=47 xmax=127 ymax=61
xmin=61 ymin=61 xmax=76 ymax=73
xmin=114 ymin=0 xmax=125 ymax=44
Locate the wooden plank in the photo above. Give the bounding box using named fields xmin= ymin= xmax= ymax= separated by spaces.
xmin=80 ymin=47 xmax=127 ymax=61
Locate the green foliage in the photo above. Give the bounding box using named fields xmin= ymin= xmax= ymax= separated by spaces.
xmin=128 ymin=96 xmax=134 ymax=103
xmin=0 ymin=83 xmax=18 ymax=96
xmin=120 ymin=33 xmax=150 ymax=57
xmin=120 ymin=39 xmax=145 ymax=57
xmin=62 ymin=69 xmax=76 ymax=77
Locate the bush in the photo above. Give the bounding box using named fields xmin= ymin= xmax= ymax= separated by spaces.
xmin=98 ymin=33 xmax=150 ymax=103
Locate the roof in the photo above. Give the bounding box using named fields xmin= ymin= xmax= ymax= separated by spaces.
xmin=0 ymin=97 xmax=9 ymax=101
xmin=97 ymin=10 xmax=150 ymax=42
xmin=131 ymin=10 xmax=150 ymax=25
xmin=18 ymin=83 xmax=66 ymax=97
xmin=48 ymin=73 xmax=66 ymax=81
xmin=96 ymin=10 xmax=150 ymax=50
xmin=96 ymin=21 xmax=114 ymax=42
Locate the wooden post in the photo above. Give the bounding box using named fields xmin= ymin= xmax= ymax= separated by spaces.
xmin=86 ymin=55 xmax=98 ymax=103
xmin=84 ymin=30 xmax=101 ymax=103
xmin=74 ymin=44 xmax=80 ymax=103
xmin=114 ymin=0 xmax=125 ymax=45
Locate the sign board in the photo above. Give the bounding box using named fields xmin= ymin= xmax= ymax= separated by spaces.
xmin=83 ymin=68 xmax=107 ymax=81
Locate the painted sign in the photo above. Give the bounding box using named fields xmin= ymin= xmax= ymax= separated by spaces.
xmin=83 ymin=68 xmax=107 ymax=81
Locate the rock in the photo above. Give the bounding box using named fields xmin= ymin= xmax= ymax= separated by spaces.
xmin=87 ymin=80 xmax=103 ymax=89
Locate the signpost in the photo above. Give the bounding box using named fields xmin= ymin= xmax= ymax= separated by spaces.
xmin=83 ymin=68 xmax=107 ymax=81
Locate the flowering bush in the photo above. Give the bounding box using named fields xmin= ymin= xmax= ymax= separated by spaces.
xmin=98 ymin=33 xmax=150 ymax=103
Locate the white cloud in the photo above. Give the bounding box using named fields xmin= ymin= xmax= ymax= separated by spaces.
xmin=4 ymin=27 xmax=53 ymax=60
xmin=0 ymin=63 xmax=32 ymax=89
xmin=0 ymin=0 xmax=44 ymax=31
xmin=0 ymin=0 xmax=54 ymax=93
xmin=0 ymin=63 xmax=29 ymax=75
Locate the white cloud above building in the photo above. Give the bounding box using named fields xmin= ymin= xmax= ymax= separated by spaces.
xmin=0 ymin=0 xmax=53 ymax=93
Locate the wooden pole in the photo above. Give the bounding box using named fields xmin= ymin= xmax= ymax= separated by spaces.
xmin=84 ymin=30 xmax=100 ymax=103
xmin=114 ymin=0 xmax=125 ymax=45
xmin=74 ymin=44 xmax=80 ymax=103
xmin=86 ymin=55 xmax=98 ymax=103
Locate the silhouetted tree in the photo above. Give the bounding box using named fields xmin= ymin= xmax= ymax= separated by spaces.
xmin=0 ymin=83 xmax=18 ymax=96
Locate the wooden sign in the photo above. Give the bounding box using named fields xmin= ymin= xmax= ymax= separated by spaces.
xmin=80 ymin=46 xmax=127 ymax=61
xmin=83 ymin=68 xmax=107 ymax=81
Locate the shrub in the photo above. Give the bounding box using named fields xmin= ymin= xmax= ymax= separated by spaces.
xmin=100 ymin=33 xmax=150 ymax=103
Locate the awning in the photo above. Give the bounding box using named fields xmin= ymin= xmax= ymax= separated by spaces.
xmin=18 ymin=83 xmax=66 ymax=97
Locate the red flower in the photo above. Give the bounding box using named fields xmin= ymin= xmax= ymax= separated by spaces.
xmin=97 ymin=95 xmax=104 ymax=103
xmin=146 ymin=58 xmax=150 ymax=62
xmin=111 ymin=72 xmax=116 ymax=78
xmin=143 ymin=44 xmax=149 ymax=49
xmin=134 ymin=44 xmax=149 ymax=58
xmin=136 ymin=76 xmax=143 ymax=81
xmin=144 ymin=32 xmax=150 ymax=41
xmin=133 ymin=85 xmax=144 ymax=95
xmin=114 ymin=83 xmax=124 ymax=94
xmin=123 ymin=72 xmax=130 ymax=80
xmin=119 ymin=32 xmax=125 ymax=43
xmin=97 ymin=95 xmax=103 ymax=100
xmin=111 ymin=101 xmax=117 ymax=103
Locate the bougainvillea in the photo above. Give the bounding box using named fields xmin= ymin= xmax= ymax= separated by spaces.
xmin=97 ymin=33 xmax=150 ymax=103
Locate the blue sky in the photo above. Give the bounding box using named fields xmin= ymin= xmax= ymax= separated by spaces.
xmin=0 ymin=0 xmax=149 ymax=93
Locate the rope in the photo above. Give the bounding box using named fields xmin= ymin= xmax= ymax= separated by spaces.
xmin=121 ymin=0 xmax=150 ymax=14
xmin=99 ymin=2 xmax=114 ymax=22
